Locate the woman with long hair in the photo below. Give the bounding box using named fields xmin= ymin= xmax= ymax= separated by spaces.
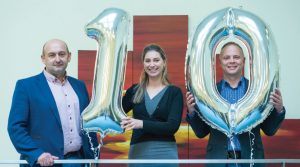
xmin=121 ymin=44 xmax=183 ymax=167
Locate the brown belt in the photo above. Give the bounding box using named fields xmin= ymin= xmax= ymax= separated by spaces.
xmin=64 ymin=150 xmax=81 ymax=159
xmin=227 ymin=150 xmax=241 ymax=159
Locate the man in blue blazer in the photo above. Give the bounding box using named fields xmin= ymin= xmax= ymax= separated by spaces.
xmin=8 ymin=39 xmax=97 ymax=167
xmin=186 ymin=42 xmax=285 ymax=167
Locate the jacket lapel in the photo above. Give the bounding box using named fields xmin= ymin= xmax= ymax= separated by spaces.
xmin=36 ymin=72 xmax=62 ymax=127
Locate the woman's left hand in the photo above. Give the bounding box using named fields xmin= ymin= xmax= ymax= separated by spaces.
xmin=121 ymin=117 xmax=143 ymax=130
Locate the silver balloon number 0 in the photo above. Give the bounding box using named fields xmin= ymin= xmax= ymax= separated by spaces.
xmin=185 ymin=8 xmax=279 ymax=137
xmin=81 ymin=8 xmax=129 ymax=137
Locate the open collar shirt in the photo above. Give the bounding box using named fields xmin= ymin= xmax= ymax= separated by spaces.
xmin=43 ymin=70 xmax=82 ymax=154
xmin=219 ymin=76 xmax=247 ymax=151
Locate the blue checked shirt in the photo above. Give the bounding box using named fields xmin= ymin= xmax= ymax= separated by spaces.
xmin=218 ymin=76 xmax=247 ymax=151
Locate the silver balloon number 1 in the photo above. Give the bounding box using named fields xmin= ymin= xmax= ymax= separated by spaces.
xmin=81 ymin=8 xmax=129 ymax=137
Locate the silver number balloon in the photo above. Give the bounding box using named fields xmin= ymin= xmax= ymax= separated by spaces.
xmin=185 ymin=8 xmax=279 ymax=136
xmin=82 ymin=8 xmax=129 ymax=136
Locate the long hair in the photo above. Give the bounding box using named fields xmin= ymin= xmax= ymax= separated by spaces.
xmin=133 ymin=44 xmax=170 ymax=103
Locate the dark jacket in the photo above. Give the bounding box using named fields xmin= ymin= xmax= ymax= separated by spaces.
xmin=186 ymin=80 xmax=285 ymax=167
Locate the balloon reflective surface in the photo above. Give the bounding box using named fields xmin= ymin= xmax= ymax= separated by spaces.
xmin=185 ymin=8 xmax=279 ymax=136
xmin=82 ymin=8 xmax=129 ymax=136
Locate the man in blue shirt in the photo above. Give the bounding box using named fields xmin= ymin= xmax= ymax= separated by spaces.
xmin=186 ymin=42 xmax=285 ymax=167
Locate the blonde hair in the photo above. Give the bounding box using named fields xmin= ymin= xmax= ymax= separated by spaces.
xmin=133 ymin=44 xmax=170 ymax=103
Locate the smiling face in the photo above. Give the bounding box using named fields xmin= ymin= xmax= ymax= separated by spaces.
xmin=41 ymin=39 xmax=71 ymax=79
xmin=219 ymin=43 xmax=245 ymax=79
xmin=143 ymin=50 xmax=166 ymax=79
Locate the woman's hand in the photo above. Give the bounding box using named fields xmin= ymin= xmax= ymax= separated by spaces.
xmin=121 ymin=117 xmax=143 ymax=130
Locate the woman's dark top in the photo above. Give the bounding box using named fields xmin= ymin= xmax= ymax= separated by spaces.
xmin=122 ymin=84 xmax=184 ymax=145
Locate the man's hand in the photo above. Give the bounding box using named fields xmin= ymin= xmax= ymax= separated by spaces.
xmin=270 ymin=88 xmax=284 ymax=113
xmin=37 ymin=152 xmax=59 ymax=166
xmin=121 ymin=117 xmax=143 ymax=130
xmin=186 ymin=92 xmax=196 ymax=113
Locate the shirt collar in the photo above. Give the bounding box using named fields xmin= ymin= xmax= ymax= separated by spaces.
xmin=43 ymin=69 xmax=68 ymax=85
xmin=220 ymin=76 xmax=246 ymax=89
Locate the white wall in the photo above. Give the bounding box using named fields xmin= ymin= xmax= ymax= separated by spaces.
xmin=1 ymin=0 xmax=299 ymax=162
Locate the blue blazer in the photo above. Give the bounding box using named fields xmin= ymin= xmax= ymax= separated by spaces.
xmin=8 ymin=72 xmax=97 ymax=166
